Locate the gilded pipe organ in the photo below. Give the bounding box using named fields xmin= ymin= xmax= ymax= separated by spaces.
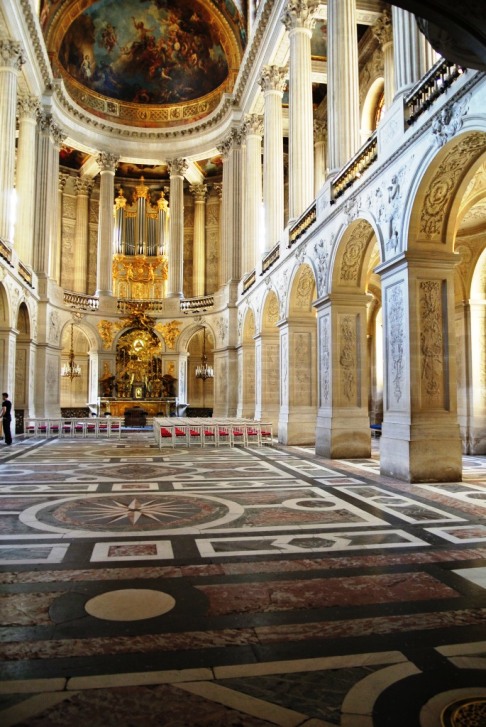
xmin=112 ymin=178 xmax=169 ymax=300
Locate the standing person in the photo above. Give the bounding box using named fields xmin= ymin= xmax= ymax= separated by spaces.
xmin=1 ymin=392 xmax=12 ymax=445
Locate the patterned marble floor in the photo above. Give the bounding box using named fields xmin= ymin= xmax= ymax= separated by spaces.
xmin=0 ymin=434 xmax=485 ymax=726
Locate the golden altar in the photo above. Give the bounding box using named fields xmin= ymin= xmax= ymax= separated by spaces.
xmin=99 ymin=398 xmax=178 ymax=418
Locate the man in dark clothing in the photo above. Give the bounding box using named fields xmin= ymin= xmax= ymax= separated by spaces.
xmin=1 ymin=392 xmax=12 ymax=445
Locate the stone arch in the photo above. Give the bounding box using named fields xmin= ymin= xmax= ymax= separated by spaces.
xmin=280 ymin=263 xmax=318 ymax=445
xmin=361 ymin=77 xmax=384 ymax=143
xmin=239 ymin=308 xmax=256 ymax=418
xmin=14 ymin=302 xmax=32 ymax=418
xmin=407 ymin=130 xmax=486 ymax=252
xmin=331 ymin=219 xmax=378 ymax=292
xmin=60 ymin=320 xmax=91 ymax=410
xmin=255 ymin=289 xmax=280 ymax=428
xmin=186 ymin=325 xmax=214 ymax=411
xmin=454 ymin=161 xmax=486 ymax=453
xmin=0 ymin=281 xmax=11 ymax=327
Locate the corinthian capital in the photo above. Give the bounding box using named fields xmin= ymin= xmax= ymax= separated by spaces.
xmin=167 ymin=158 xmax=188 ymax=177
xmin=243 ymin=114 xmax=263 ymax=137
xmin=96 ymin=152 xmax=119 ymax=173
xmin=189 ymin=184 xmax=208 ymax=202
xmin=259 ymin=65 xmax=287 ymax=94
xmin=281 ymin=0 xmax=320 ymax=33
xmin=17 ymin=94 xmax=40 ymax=120
xmin=372 ymin=9 xmax=393 ymax=47
xmin=0 ymin=39 xmax=25 ymax=70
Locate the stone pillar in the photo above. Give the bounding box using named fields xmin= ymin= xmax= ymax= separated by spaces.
xmin=372 ymin=9 xmax=394 ymax=109
xmin=377 ymin=252 xmax=462 ymax=482
xmin=254 ymin=331 xmax=280 ymax=432
xmin=33 ymin=112 xmax=65 ymax=284
xmin=0 ymin=40 xmax=24 ymax=245
xmin=392 ymin=7 xmax=437 ymax=98
xmin=166 ymin=158 xmax=188 ymax=298
xmin=72 ymin=178 xmax=93 ymax=293
xmin=213 ymin=345 xmax=238 ymax=418
xmin=327 ymin=0 xmax=360 ymax=174
xmin=456 ymin=301 xmax=486 ymax=454
xmin=282 ymin=0 xmax=318 ymax=219
xmin=259 ymin=66 xmax=286 ymax=252
xmin=314 ymin=293 xmax=372 ymax=458
xmin=217 ymin=131 xmax=243 ymax=288
xmin=0 ymin=329 xmax=17 ymax=413
xmin=95 ymin=152 xmax=119 ymax=298
xmin=189 ymin=184 xmax=208 ymax=297
xmin=58 ymin=174 xmax=68 ymax=287
xmin=242 ymin=115 xmax=263 ymax=273
xmin=314 ymin=119 xmax=327 ymax=195
xmin=15 ymin=95 xmax=39 ymax=266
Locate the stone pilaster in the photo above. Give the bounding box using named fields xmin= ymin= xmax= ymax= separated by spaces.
xmin=166 ymin=158 xmax=188 ymax=298
xmin=34 ymin=112 xmax=66 ymax=284
xmin=377 ymin=252 xmax=462 ymax=482
xmin=327 ymin=0 xmax=360 ymax=174
xmin=0 ymin=39 xmax=25 ymax=245
xmin=95 ymin=152 xmax=119 ymax=297
xmin=282 ymin=0 xmax=318 ymax=219
xmin=314 ymin=293 xmax=372 ymax=458
xmin=73 ymin=177 xmax=93 ymax=293
xmin=189 ymin=183 xmax=208 ymax=297
xmin=242 ymin=114 xmax=263 ymax=273
xmin=259 ymin=66 xmax=286 ymax=251
xmin=254 ymin=330 xmax=280 ymax=432
xmin=15 ymin=95 xmax=39 ymax=266
xmin=217 ymin=130 xmax=243 ymax=288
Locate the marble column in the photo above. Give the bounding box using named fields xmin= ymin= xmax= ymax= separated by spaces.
xmin=372 ymin=8 xmax=394 ymax=109
xmin=314 ymin=293 xmax=372 ymax=458
xmin=33 ymin=112 xmax=65 ymax=284
xmin=58 ymin=174 xmax=68 ymax=288
xmin=392 ymin=6 xmax=437 ymax=98
xmin=166 ymin=158 xmax=187 ymax=298
xmin=213 ymin=182 xmax=223 ymax=290
xmin=95 ymin=152 xmax=119 ymax=298
xmin=327 ymin=0 xmax=360 ymax=174
xmin=189 ymin=184 xmax=208 ymax=297
xmin=15 ymin=95 xmax=39 ymax=266
xmin=314 ymin=119 xmax=327 ymax=195
xmin=377 ymin=252 xmax=462 ymax=482
xmin=217 ymin=130 xmax=243 ymax=288
xmin=73 ymin=177 xmax=93 ymax=293
xmin=0 ymin=39 xmax=24 ymax=245
xmin=282 ymin=0 xmax=318 ymax=219
xmin=259 ymin=66 xmax=286 ymax=252
xmin=242 ymin=114 xmax=263 ymax=273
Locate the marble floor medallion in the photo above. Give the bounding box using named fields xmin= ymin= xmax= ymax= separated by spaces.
xmin=85 ymin=589 xmax=176 ymax=621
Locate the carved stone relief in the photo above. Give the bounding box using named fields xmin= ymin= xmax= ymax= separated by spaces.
xmin=431 ymin=95 xmax=470 ymax=148
xmin=296 ymin=266 xmax=315 ymax=309
xmin=314 ymin=237 xmax=331 ymax=297
xmin=420 ymin=280 xmax=444 ymax=406
xmin=340 ymin=221 xmax=371 ymax=284
xmin=387 ymin=283 xmax=405 ymax=405
xmin=48 ymin=310 xmax=61 ymax=345
xmin=215 ymin=317 xmax=228 ymax=345
xmin=320 ymin=314 xmax=330 ymax=406
xmin=339 ymin=315 xmax=356 ymax=403
xmin=295 ymin=332 xmax=311 ymax=405
xmin=420 ymin=133 xmax=485 ymax=240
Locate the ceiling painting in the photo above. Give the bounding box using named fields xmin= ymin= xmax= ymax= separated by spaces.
xmin=45 ymin=0 xmax=245 ymax=128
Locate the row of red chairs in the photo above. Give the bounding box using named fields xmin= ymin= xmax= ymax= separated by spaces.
xmin=25 ymin=418 xmax=122 ymax=438
xmin=156 ymin=421 xmax=273 ymax=448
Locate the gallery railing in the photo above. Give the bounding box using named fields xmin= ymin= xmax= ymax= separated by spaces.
xmin=289 ymin=203 xmax=317 ymax=246
xmin=262 ymin=242 xmax=280 ymax=273
xmin=405 ymin=58 xmax=465 ymax=126
xmin=330 ymin=132 xmax=378 ymax=202
xmin=64 ymin=291 xmax=99 ymax=311
xmin=180 ymin=295 xmax=214 ymax=314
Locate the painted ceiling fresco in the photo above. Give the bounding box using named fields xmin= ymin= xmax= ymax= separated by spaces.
xmin=44 ymin=0 xmax=245 ymax=127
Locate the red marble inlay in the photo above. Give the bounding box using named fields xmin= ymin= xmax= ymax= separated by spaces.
xmin=197 ymin=572 xmax=459 ymax=616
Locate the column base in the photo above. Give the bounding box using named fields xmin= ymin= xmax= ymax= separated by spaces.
xmin=315 ymin=416 xmax=371 ymax=459
xmin=380 ymin=427 xmax=462 ymax=482
xmin=278 ymin=407 xmax=317 ymax=445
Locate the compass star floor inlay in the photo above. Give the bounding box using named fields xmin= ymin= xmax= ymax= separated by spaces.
xmin=0 ymin=433 xmax=485 ymax=727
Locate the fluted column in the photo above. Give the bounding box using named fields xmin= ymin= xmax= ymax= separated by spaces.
xmin=167 ymin=158 xmax=188 ymax=298
xmin=190 ymin=184 xmax=208 ymax=297
xmin=213 ymin=182 xmax=224 ymax=290
xmin=73 ymin=177 xmax=93 ymax=293
xmin=242 ymin=115 xmax=263 ymax=273
xmin=217 ymin=130 xmax=243 ymax=287
xmin=33 ymin=112 xmax=65 ymax=282
xmin=314 ymin=119 xmax=327 ymax=195
xmin=95 ymin=152 xmax=119 ymax=297
xmin=282 ymin=0 xmax=318 ymax=219
xmin=15 ymin=95 xmax=39 ymax=266
xmin=0 ymin=40 xmax=25 ymax=244
xmin=327 ymin=0 xmax=360 ymax=174
xmin=392 ymin=7 xmax=437 ymax=98
xmin=259 ymin=66 xmax=286 ymax=251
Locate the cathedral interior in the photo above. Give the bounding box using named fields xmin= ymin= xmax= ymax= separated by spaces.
xmin=0 ymin=0 xmax=486 ymax=725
